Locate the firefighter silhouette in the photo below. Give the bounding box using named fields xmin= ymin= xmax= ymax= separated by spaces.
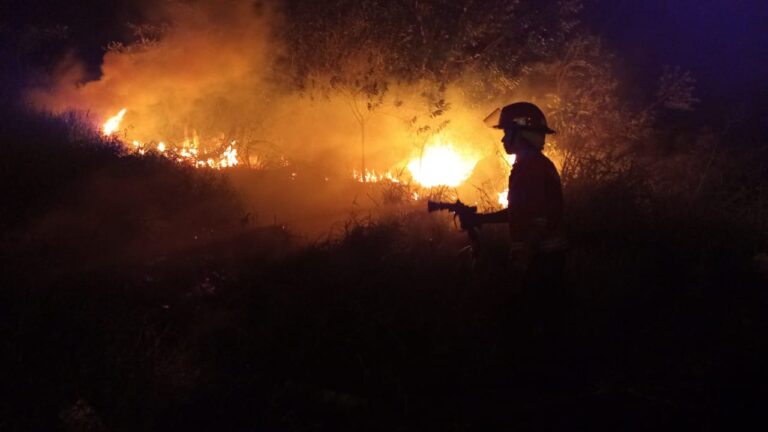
xmin=467 ymin=102 xmax=567 ymax=302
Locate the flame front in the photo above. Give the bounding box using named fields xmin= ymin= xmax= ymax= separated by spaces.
xmin=102 ymin=108 xmax=127 ymax=136
xmin=407 ymin=137 xmax=479 ymax=187
xmin=103 ymin=106 xmax=243 ymax=170
xmin=219 ymin=142 xmax=238 ymax=168
xmin=353 ymin=169 xmax=399 ymax=183
xmin=101 ymin=107 xmax=488 ymax=182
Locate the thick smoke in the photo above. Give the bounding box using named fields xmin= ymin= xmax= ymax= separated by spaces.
xmin=27 ymin=0 xmax=531 ymax=232
xmin=28 ymin=0 xmax=273 ymax=145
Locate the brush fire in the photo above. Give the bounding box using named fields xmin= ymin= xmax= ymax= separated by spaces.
xmin=103 ymin=108 xmax=240 ymax=169
xmin=99 ymin=105 xmax=506 ymax=200
xmin=33 ymin=0 xmax=518 ymax=217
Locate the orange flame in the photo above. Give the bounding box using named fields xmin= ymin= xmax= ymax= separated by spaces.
xmin=407 ymin=136 xmax=479 ymax=187
xmin=497 ymin=154 xmax=515 ymax=206
xmin=498 ymin=190 xmax=508 ymax=207
xmin=102 ymin=108 xmax=127 ymax=136
xmin=353 ymin=169 xmax=399 ymax=183
xmin=100 ymin=106 xmax=242 ymax=170
xmin=219 ymin=142 xmax=238 ymax=168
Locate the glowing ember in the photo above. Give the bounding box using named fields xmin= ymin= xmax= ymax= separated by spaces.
xmin=407 ymin=137 xmax=479 ymax=187
xmin=102 ymin=108 xmax=127 ymax=136
xmin=157 ymin=142 xmax=167 ymax=152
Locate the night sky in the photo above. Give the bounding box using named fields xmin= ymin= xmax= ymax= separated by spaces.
xmin=588 ymin=0 xmax=768 ymax=110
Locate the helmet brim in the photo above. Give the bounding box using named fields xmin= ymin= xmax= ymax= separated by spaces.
xmin=492 ymin=124 xmax=557 ymax=134
xmin=483 ymin=108 xmax=502 ymax=128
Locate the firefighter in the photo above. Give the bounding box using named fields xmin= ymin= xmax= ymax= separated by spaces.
xmin=465 ymin=102 xmax=567 ymax=300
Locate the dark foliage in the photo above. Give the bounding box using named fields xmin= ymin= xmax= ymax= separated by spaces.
xmin=278 ymin=0 xmax=581 ymax=87
xmin=1 ymin=107 xmax=767 ymax=431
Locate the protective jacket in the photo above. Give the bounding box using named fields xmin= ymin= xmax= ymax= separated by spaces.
xmin=507 ymin=151 xmax=567 ymax=254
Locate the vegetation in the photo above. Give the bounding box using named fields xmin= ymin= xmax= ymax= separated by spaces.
xmin=2 ymin=100 xmax=767 ymax=431
xmin=2 ymin=1 xmax=767 ymax=430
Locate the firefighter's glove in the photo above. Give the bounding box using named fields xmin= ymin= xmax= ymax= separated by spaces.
xmin=457 ymin=212 xmax=479 ymax=231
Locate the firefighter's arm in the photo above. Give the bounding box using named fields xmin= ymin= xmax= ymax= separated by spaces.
xmin=477 ymin=209 xmax=509 ymax=224
xmin=461 ymin=209 xmax=508 ymax=228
